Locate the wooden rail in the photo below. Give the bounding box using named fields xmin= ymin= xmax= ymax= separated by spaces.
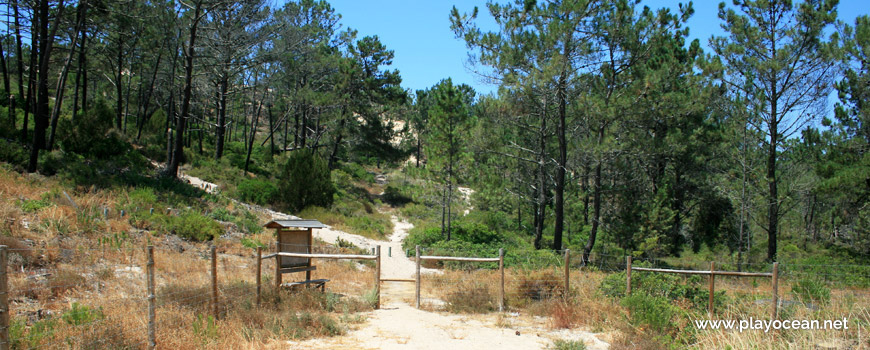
xmin=263 ymin=252 xmax=377 ymax=260
xmin=415 ymin=246 xmax=505 ymax=312
xmin=418 ymin=256 xmax=500 ymax=262
xmin=631 ymin=267 xmax=772 ymax=277
xmin=628 ymin=257 xmax=779 ymax=319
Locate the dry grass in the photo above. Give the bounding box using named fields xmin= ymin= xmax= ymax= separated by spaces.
xmin=0 ymin=165 xmax=379 ymax=349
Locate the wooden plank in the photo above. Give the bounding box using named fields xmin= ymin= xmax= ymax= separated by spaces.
xmin=712 ymin=271 xmax=773 ymax=277
xmin=282 ymin=279 xmax=329 ymax=286
xmin=281 ymin=279 xmax=329 ymax=291
xmin=563 ymin=249 xmax=570 ymax=298
xmin=631 ymin=266 xmax=772 ymax=277
xmin=262 ymin=253 xmax=277 ymax=260
xmin=375 ymin=246 xmax=381 ymax=309
xmin=146 ymin=246 xmax=155 ymax=350
xmin=772 ymin=262 xmax=779 ymax=320
xmin=498 ymin=248 xmax=504 ymax=312
xmin=211 ymin=247 xmax=218 ymax=319
xmin=626 ymin=256 xmax=632 ymax=295
xmin=276 ymin=252 xmax=377 ymax=260
xmin=256 ymin=247 xmax=261 ymax=307
xmin=306 ymin=228 xmax=313 ymax=281
xmin=415 ymin=246 xmax=421 ymax=309
xmin=275 ymin=248 xmax=281 ymax=289
xmin=0 ymin=245 xmax=9 ymax=350
xmin=708 ymin=261 xmax=715 ymax=316
xmin=381 ymin=279 xmax=415 ymax=282
xmin=419 ymin=256 xmax=500 ymax=262
xmin=280 ymin=266 xmax=317 ymax=274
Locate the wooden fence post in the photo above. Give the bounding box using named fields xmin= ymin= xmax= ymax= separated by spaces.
xmin=563 ymin=249 xmax=570 ymax=298
xmin=375 ymin=246 xmax=381 ymax=309
xmin=415 ymin=246 xmax=421 ymax=309
xmin=499 ymin=248 xmax=505 ymax=312
xmin=0 ymin=245 xmax=9 ymax=350
xmin=708 ymin=261 xmax=715 ymax=316
xmin=256 ymin=247 xmax=262 ymax=307
xmin=772 ymin=262 xmax=778 ymax=320
xmin=211 ymin=246 xmax=218 ymax=319
xmin=146 ymin=246 xmax=155 ymax=350
xmin=626 ymin=256 xmax=632 ymax=296
xmin=275 ymin=242 xmax=282 ymax=290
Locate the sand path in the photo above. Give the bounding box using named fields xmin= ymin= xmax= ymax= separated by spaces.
xmin=172 ymin=167 xmax=609 ymax=350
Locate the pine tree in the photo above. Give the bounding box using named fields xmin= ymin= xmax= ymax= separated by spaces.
xmin=711 ymin=0 xmax=839 ymax=261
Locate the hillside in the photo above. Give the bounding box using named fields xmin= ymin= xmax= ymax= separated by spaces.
xmin=0 ymin=0 xmax=867 ymax=348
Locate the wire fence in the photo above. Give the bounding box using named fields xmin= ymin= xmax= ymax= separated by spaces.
xmin=0 ymin=240 xmax=379 ymax=349
xmin=2 ymin=241 xmax=866 ymax=348
xmin=412 ymin=246 xmax=870 ymax=320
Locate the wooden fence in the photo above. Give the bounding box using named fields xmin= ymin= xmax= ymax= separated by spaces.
xmin=257 ymin=246 xmax=382 ymax=309
xmin=626 ymin=256 xmax=779 ymax=319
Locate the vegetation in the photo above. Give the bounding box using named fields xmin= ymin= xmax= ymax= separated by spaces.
xmin=0 ymin=0 xmax=866 ymax=348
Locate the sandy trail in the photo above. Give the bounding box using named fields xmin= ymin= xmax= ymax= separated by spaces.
xmin=286 ymin=282 xmax=610 ymax=350
xmin=173 ymin=168 xmax=609 ymax=350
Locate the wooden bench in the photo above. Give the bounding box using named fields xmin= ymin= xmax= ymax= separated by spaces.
xmin=281 ymin=279 xmax=330 ymax=292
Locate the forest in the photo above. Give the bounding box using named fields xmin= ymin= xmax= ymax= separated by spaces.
xmin=0 ymin=0 xmax=867 ymax=271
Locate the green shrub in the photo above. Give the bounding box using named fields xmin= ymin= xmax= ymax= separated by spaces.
xmin=621 ymin=294 xmax=676 ymax=333
xmin=0 ymin=138 xmax=27 ymax=168
xmin=164 ymin=213 xmax=223 ymax=241
xmin=236 ymin=209 xmax=263 ymax=234
xmin=193 ymin=314 xmax=219 ymax=342
xmin=9 ymin=318 xmax=57 ymax=349
xmin=59 ymin=100 xmax=130 ymax=159
xmin=791 ymin=278 xmax=831 ymax=304
xmin=241 ymin=237 xmax=266 ymax=249
xmin=209 ymin=208 xmax=233 ymax=222
xmin=62 ymin=303 xmax=105 ymax=326
xmin=339 ymin=162 xmax=374 ymax=183
xmin=277 ymin=151 xmax=335 ymax=212
xmin=549 ymin=340 xmax=587 ymax=350
xmin=19 ymin=198 xmax=52 ymax=213
xmin=599 ymin=268 xmax=725 ymax=311
xmin=382 ymin=186 xmax=412 ymax=206
xmin=237 ymin=178 xmax=277 ymax=205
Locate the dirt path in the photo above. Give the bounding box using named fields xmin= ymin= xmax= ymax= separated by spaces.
xmin=285 ymin=284 xmax=610 ymax=350
xmin=173 ymin=168 xmax=609 ymax=350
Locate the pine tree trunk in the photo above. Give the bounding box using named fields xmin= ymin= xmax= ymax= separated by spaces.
xmin=167 ymin=1 xmax=203 ymax=178
xmin=0 ymin=42 xmax=9 ymax=96
xmin=583 ymin=126 xmax=605 ymax=264
xmin=12 ymin=0 xmax=25 ymax=108
xmin=215 ymin=74 xmax=228 ymax=159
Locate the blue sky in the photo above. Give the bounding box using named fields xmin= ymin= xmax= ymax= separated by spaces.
xmin=324 ymin=0 xmax=868 ymax=96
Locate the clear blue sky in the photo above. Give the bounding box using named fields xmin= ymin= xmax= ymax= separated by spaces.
xmin=322 ymin=0 xmax=868 ymax=96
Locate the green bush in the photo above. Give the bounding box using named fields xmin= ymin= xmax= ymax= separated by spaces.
xmin=0 ymin=138 xmax=27 ymax=168
xmin=62 ymin=303 xmax=105 ymax=326
xmin=621 ymin=294 xmax=676 ymax=333
xmin=59 ymin=100 xmax=130 ymax=159
xmin=339 ymin=162 xmax=374 ymax=183
xmin=382 ymin=185 xmax=412 ymax=206
xmin=600 ymin=268 xmax=727 ymax=313
xmin=549 ymin=340 xmax=587 ymax=350
xmin=19 ymin=198 xmax=52 ymax=213
xmin=237 ymin=178 xmax=277 ymax=205
xmin=209 ymin=208 xmax=233 ymax=222
xmin=164 ymin=213 xmax=223 ymax=241
xmin=791 ymin=278 xmax=831 ymax=304
xmin=277 ymin=151 xmax=335 ymax=212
